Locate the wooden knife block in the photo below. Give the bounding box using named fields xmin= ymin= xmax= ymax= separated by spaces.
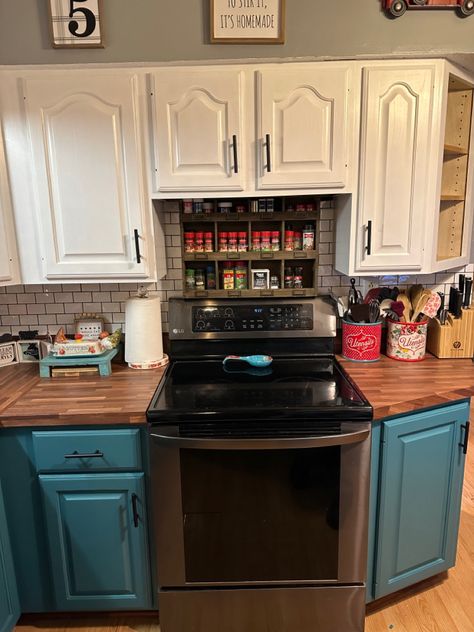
xmin=426 ymin=307 xmax=474 ymax=358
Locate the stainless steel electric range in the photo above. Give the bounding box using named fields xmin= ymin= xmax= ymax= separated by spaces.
xmin=147 ymin=297 xmax=373 ymax=632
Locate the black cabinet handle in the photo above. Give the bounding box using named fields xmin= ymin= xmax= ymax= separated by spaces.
xmin=460 ymin=421 xmax=470 ymax=455
xmin=131 ymin=493 xmax=139 ymax=528
xmin=365 ymin=220 xmax=372 ymax=256
xmin=265 ymin=134 xmax=272 ymax=172
xmin=134 ymin=229 xmax=142 ymax=264
xmin=232 ymin=135 xmax=239 ymax=174
xmin=64 ymin=450 xmax=104 ymax=459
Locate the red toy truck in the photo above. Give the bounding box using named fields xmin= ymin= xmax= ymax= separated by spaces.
xmin=385 ymin=0 xmax=474 ymax=17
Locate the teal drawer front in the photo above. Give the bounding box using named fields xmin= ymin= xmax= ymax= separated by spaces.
xmin=32 ymin=429 xmax=142 ymax=472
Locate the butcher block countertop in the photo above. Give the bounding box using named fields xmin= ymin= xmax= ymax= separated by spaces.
xmin=0 ymin=354 xmax=473 ymax=428
xmin=0 ymin=362 xmax=166 ymax=428
xmin=339 ymin=354 xmax=474 ymax=420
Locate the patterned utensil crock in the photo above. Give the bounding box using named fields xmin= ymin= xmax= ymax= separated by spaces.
xmin=342 ymin=320 xmax=382 ymax=362
xmin=386 ymin=319 xmax=428 ymax=362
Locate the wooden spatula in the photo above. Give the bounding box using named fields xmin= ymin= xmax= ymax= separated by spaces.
xmin=397 ymin=293 xmax=412 ymax=322
xmin=411 ymin=291 xmax=430 ymax=322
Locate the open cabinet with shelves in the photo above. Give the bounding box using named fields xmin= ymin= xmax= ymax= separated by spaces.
xmin=180 ymin=196 xmax=321 ymax=299
xmin=437 ymin=75 xmax=474 ymax=262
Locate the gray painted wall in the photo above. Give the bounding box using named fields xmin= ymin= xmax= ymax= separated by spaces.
xmin=2 ymin=0 xmax=474 ymax=66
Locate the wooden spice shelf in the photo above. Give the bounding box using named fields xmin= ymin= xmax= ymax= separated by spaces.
xmin=444 ymin=144 xmax=469 ymax=156
xmin=440 ymin=194 xmax=466 ymax=202
xmin=181 ymin=211 xmax=317 ymax=223
xmin=184 ymin=250 xmax=318 ymax=262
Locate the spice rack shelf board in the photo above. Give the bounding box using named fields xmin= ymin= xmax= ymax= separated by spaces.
xmin=440 ymin=195 xmax=467 ymax=202
xmin=183 ymin=251 xmax=319 ymax=262
xmin=444 ymin=144 xmax=469 ymax=156
xmin=183 ymin=289 xmax=317 ymax=299
xmin=181 ymin=212 xmax=319 ymax=223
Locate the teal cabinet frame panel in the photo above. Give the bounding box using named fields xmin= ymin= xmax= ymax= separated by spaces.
xmin=0 ymin=481 xmax=20 ymax=632
xmin=366 ymin=422 xmax=381 ymax=603
xmin=39 ymin=473 xmax=152 ymax=610
xmin=374 ymin=402 xmax=469 ymax=599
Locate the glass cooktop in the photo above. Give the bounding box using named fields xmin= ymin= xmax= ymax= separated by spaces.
xmin=147 ymin=357 xmax=372 ymax=423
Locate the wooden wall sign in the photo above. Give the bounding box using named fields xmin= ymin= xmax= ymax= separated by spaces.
xmin=48 ymin=0 xmax=104 ymax=48
xmin=211 ymin=0 xmax=285 ymax=44
xmin=384 ymin=0 xmax=474 ymax=18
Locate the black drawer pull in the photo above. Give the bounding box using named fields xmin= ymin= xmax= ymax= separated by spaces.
xmin=132 ymin=493 xmax=140 ymax=528
xmin=64 ymin=450 xmax=104 ymax=459
xmin=460 ymin=421 xmax=470 ymax=455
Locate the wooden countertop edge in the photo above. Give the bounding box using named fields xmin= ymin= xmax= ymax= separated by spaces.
xmin=0 ymin=411 xmax=148 ymax=429
xmin=371 ymin=388 xmax=473 ymax=421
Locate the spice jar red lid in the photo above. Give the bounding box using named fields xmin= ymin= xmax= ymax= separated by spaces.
xmin=195 ymin=231 xmax=204 ymax=237
xmin=204 ymin=232 xmax=213 ymax=238
xmin=285 ymin=230 xmax=294 ymax=236
xmin=251 ymin=231 xmax=261 ymax=237
xmin=271 ymin=231 xmax=280 ymax=236
xmin=184 ymin=232 xmax=195 ymax=237
xmin=238 ymin=231 xmax=247 ymax=237
xmin=261 ymin=231 xmax=271 ymax=236
xmin=223 ymin=261 xmax=234 ymax=269
xmin=219 ymin=232 xmax=228 ymax=237
xmin=228 ymin=231 xmax=238 ymax=237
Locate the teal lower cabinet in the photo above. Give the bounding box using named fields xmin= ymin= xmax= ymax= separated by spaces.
xmin=0 ymin=481 xmax=20 ymax=632
xmin=39 ymin=472 xmax=152 ymax=611
xmin=368 ymin=401 xmax=470 ymax=601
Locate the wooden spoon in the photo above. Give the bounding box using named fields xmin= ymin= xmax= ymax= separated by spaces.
xmin=411 ymin=291 xmax=431 ymax=322
xmin=409 ymin=284 xmax=424 ymax=311
xmin=397 ymin=293 xmax=412 ymax=323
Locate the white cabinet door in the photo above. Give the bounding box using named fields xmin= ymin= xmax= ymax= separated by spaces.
xmin=152 ymin=69 xmax=244 ymax=194
xmin=257 ymin=64 xmax=352 ymax=190
xmin=23 ymin=72 xmax=151 ymax=280
xmin=0 ymin=126 xmax=19 ymax=286
xmin=356 ymin=66 xmax=436 ymax=272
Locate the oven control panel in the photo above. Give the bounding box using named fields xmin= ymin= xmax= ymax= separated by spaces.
xmin=192 ymin=304 xmax=313 ymax=333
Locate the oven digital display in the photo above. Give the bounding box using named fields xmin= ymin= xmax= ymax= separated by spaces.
xmin=192 ymin=304 xmax=313 ymax=333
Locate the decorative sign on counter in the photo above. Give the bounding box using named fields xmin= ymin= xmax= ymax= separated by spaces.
xmin=211 ymin=0 xmax=285 ymax=43
xmin=48 ymin=0 xmax=104 ymax=48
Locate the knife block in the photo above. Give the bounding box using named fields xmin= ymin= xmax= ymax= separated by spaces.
xmin=426 ymin=307 xmax=474 ymax=358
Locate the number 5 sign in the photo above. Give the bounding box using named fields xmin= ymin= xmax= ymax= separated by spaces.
xmin=48 ymin=0 xmax=104 ymax=48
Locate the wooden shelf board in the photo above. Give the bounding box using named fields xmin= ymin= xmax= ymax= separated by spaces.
xmin=183 ymin=289 xmax=317 ymax=299
xmin=440 ymin=195 xmax=465 ymax=202
xmin=184 ymin=250 xmax=318 ymax=262
xmin=182 ymin=211 xmax=318 ymax=223
xmin=444 ymin=144 xmax=469 ymax=156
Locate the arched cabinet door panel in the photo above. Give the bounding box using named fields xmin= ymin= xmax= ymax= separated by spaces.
xmin=152 ymin=69 xmax=244 ymax=193
xmin=23 ymin=73 xmax=151 ymax=280
xmin=257 ymin=65 xmax=352 ymax=190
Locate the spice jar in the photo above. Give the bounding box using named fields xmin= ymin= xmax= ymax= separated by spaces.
xmin=296 ymin=203 xmax=306 ymax=213
xmin=228 ymin=231 xmax=238 ymax=253
xmin=238 ymin=231 xmax=248 ymax=252
xmin=194 ymin=231 xmax=204 ymax=253
xmin=303 ymin=224 xmax=315 ymax=250
xmin=193 ymin=199 xmax=204 ymax=214
xmin=284 ymin=267 xmax=294 ymax=289
xmin=261 ymin=231 xmax=272 ymax=252
xmin=235 ymin=262 xmax=248 ymax=290
xmin=185 ymin=268 xmax=196 ymax=290
xmin=306 ymin=203 xmax=316 ymax=213
xmin=293 ymin=230 xmax=302 ymax=251
xmin=204 ymin=232 xmax=214 ymax=253
xmin=195 ymin=269 xmax=205 ymax=290
xmin=270 ymin=275 xmax=280 ymax=289
xmin=206 ymin=264 xmax=216 ymax=290
xmin=251 ymin=231 xmax=261 ymax=252
xmin=184 ymin=232 xmax=195 ymax=253
xmin=271 ymin=231 xmax=280 ymax=252
xmin=293 ymin=266 xmax=303 ymax=289
xmin=236 ymin=204 xmax=247 ymax=214
xmin=203 ymin=202 xmax=214 ymax=215
xmin=284 ymin=230 xmax=294 ymax=252
xmin=183 ymin=199 xmax=193 ymax=214
xmin=222 ymin=262 xmax=234 ymax=290
xmin=219 ymin=232 xmax=228 ymax=252
xmin=218 ymin=201 xmax=233 ymax=214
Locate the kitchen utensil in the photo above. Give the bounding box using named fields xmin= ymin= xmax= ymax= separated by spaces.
xmin=436 ymin=292 xmax=445 ymax=319
xmin=463 ymin=277 xmax=472 ymax=308
xmin=439 ymin=308 xmax=449 ymax=325
xmin=379 ymin=298 xmax=393 ymax=313
xmin=390 ymin=301 xmax=405 ymax=319
xmin=369 ymin=300 xmax=380 ymax=323
xmin=420 ymin=290 xmax=442 ymax=320
xmin=397 ymin=293 xmax=412 ymax=323
xmin=348 ymin=278 xmax=362 ymax=305
xmin=412 ymin=289 xmax=433 ymax=322
xmin=384 ymin=309 xmax=399 ymax=321
xmin=348 ymin=303 xmax=372 ymax=323
xmin=408 ymin=284 xmax=424 ymax=308
xmin=364 ymin=287 xmax=381 ymax=304
xmin=459 ymin=274 xmax=466 ymax=295
xmin=223 ymin=355 xmax=273 ymax=368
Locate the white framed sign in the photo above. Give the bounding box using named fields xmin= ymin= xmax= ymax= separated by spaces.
xmin=48 ymin=0 xmax=104 ymax=48
xmin=211 ymin=0 xmax=285 ymax=44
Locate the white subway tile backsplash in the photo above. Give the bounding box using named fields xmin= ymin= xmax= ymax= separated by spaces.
xmin=1 ymin=207 xmax=471 ymax=338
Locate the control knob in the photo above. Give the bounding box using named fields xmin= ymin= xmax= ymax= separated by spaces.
xmin=224 ymin=320 xmax=235 ymax=330
xmin=196 ymin=320 xmax=206 ymax=331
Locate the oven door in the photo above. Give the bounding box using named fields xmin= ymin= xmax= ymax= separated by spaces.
xmin=150 ymin=421 xmax=371 ymax=589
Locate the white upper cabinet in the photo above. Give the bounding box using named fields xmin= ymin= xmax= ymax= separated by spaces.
xmin=22 ymin=72 xmax=154 ymax=280
xmin=152 ymin=69 xmax=244 ymax=193
xmin=256 ymin=65 xmax=352 ymax=191
xmin=0 ymin=125 xmax=20 ymax=286
xmin=355 ymin=65 xmax=437 ymax=272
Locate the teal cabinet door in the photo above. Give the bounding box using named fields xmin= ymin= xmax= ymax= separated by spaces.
xmin=39 ymin=473 xmax=152 ymax=611
xmin=373 ymin=402 xmax=470 ymax=600
xmin=0 ymin=481 xmax=20 ymax=632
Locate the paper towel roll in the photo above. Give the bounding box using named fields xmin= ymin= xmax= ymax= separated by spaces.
xmin=125 ymin=296 xmax=164 ymax=369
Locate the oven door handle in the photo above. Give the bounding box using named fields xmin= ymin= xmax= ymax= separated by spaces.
xmin=150 ymin=427 xmax=370 ymax=450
